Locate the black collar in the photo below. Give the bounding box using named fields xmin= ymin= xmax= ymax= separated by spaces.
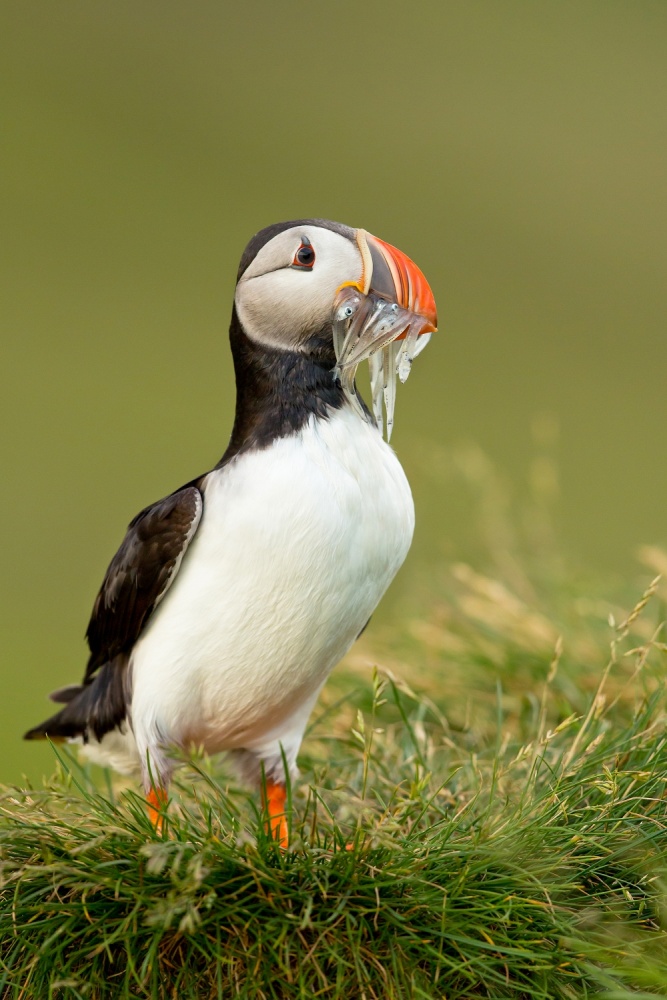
xmin=216 ymin=307 xmax=347 ymax=467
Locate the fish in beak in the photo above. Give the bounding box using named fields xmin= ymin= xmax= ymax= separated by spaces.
xmin=333 ymin=230 xmax=438 ymax=440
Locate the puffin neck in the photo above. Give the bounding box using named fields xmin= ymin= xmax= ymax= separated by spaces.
xmin=216 ymin=308 xmax=347 ymax=466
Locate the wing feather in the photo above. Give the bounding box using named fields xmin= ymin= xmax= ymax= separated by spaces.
xmin=84 ymin=485 xmax=202 ymax=677
xmin=25 ymin=484 xmax=203 ymax=743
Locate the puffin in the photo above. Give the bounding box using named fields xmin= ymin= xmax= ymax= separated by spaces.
xmin=25 ymin=219 xmax=437 ymax=846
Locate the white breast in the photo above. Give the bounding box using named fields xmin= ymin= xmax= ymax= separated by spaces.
xmin=129 ymin=404 xmax=414 ymax=770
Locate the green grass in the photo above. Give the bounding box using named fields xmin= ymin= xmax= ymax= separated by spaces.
xmin=1 ymin=555 xmax=667 ymax=998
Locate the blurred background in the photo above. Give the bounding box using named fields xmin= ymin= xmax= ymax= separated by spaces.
xmin=2 ymin=1 xmax=666 ymax=785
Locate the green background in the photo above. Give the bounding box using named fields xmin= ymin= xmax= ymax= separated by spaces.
xmin=2 ymin=1 xmax=666 ymax=785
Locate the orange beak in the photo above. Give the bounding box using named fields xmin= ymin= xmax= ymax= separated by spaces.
xmin=355 ymin=230 xmax=438 ymax=335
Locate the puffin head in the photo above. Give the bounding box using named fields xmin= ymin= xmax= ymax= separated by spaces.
xmin=234 ymin=219 xmax=437 ymax=356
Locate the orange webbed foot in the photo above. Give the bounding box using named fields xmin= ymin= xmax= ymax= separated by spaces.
xmin=146 ymin=786 xmax=168 ymax=835
xmin=262 ymin=780 xmax=289 ymax=848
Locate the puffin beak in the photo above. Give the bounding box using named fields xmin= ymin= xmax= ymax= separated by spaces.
xmin=355 ymin=230 xmax=438 ymax=335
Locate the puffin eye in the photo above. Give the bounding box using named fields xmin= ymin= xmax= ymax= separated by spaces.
xmin=292 ymin=241 xmax=316 ymax=270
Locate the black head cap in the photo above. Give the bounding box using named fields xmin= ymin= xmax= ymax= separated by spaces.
xmin=236 ymin=219 xmax=356 ymax=281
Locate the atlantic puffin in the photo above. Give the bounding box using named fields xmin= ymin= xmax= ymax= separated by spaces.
xmin=25 ymin=219 xmax=437 ymax=845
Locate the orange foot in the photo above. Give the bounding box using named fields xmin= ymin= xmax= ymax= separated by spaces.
xmin=262 ymin=780 xmax=288 ymax=848
xmin=146 ymin=786 xmax=168 ymax=835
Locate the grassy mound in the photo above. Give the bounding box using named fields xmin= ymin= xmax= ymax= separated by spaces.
xmin=1 ymin=558 xmax=667 ymax=998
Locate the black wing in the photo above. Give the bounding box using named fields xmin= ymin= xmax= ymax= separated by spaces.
xmin=24 ymin=485 xmax=202 ymax=742
xmin=85 ymin=485 xmax=203 ymax=676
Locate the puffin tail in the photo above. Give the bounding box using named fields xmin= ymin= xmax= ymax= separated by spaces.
xmin=23 ymin=657 xmax=128 ymax=743
xmin=23 ymin=689 xmax=86 ymax=742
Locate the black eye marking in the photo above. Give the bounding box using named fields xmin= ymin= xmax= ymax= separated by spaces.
xmin=292 ymin=238 xmax=316 ymax=270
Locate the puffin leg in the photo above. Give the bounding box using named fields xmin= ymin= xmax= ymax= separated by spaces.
xmin=146 ymin=785 xmax=168 ymax=834
xmin=262 ymin=780 xmax=288 ymax=848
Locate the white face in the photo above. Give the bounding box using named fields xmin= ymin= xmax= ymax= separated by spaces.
xmin=235 ymin=225 xmax=363 ymax=352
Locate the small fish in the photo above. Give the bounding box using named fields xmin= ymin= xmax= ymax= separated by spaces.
xmin=332 ymin=287 xmax=433 ymax=440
